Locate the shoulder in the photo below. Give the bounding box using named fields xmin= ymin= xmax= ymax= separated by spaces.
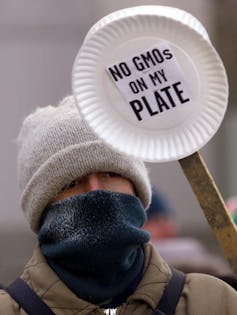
xmin=0 ymin=289 xmax=20 ymax=314
xmin=179 ymin=273 xmax=237 ymax=314
xmin=186 ymin=272 xmax=236 ymax=291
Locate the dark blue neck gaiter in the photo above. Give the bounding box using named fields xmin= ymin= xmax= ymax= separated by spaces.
xmin=38 ymin=190 xmax=150 ymax=306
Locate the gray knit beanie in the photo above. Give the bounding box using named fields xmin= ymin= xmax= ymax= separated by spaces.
xmin=17 ymin=96 xmax=151 ymax=233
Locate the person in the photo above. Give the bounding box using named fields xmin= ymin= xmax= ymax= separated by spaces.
xmin=143 ymin=187 xmax=178 ymax=240
xmin=143 ymin=188 xmax=232 ymax=277
xmin=1 ymin=96 xmax=237 ymax=315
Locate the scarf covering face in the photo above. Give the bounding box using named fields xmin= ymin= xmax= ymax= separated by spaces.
xmin=38 ymin=190 xmax=150 ymax=305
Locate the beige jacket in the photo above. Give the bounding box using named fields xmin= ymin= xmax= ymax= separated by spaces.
xmin=0 ymin=243 xmax=237 ymax=315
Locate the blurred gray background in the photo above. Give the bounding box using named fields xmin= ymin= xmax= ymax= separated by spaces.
xmin=0 ymin=0 xmax=237 ymax=285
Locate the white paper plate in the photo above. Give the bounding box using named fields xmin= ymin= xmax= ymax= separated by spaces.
xmin=84 ymin=6 xmax=210 ymax=43
xmin=72 ymin=7 xmax=228 ymax=162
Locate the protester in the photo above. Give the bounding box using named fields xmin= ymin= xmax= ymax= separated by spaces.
xmin=0 ymin=96 xmax=237 ymax=314
xmin=144 ymin=188 xmax=236 ymax=286
xmin=143 ymin=187 xmax=178 ymax=240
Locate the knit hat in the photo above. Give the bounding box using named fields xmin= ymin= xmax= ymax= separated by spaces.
xmin=17 ymin=96 xmax=151 ymax=233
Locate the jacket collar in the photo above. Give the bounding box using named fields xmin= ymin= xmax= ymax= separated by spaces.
xmin=21 ymin=243 xmax=171 ymax=314
xmin=21 ymin=244 xmax=101 ymax=315
xmin=127 ymin=243 xmax=172 ymax=309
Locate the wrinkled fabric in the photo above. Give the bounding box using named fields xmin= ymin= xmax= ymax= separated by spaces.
xmin=1 ymin=243 xmax=237 ymax=315
xmin=38 ymin=191 xmax=150 ymax=305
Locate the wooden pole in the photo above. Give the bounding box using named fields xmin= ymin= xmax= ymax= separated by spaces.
xmin=179 ymin=151 xmax=237 ymax=277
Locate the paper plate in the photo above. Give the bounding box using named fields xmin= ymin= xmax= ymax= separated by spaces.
xmin=84 ymin=6 xmax=210 ymax=43
xmin=72 ymin=7 xmax=228 ymax=162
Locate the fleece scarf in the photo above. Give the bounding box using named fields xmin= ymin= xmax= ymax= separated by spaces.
xmin=38 ymin=190 xmax=150 ymax=306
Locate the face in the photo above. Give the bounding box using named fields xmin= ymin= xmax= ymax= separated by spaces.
xmin=143 ymin=216 xmax=178 ymax=240
xmin=50 ymin=172 xmax=135 ymax=203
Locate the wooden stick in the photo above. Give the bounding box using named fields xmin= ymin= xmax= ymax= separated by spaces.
xmin=179 ymin=151 xmax=237 ymax=277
